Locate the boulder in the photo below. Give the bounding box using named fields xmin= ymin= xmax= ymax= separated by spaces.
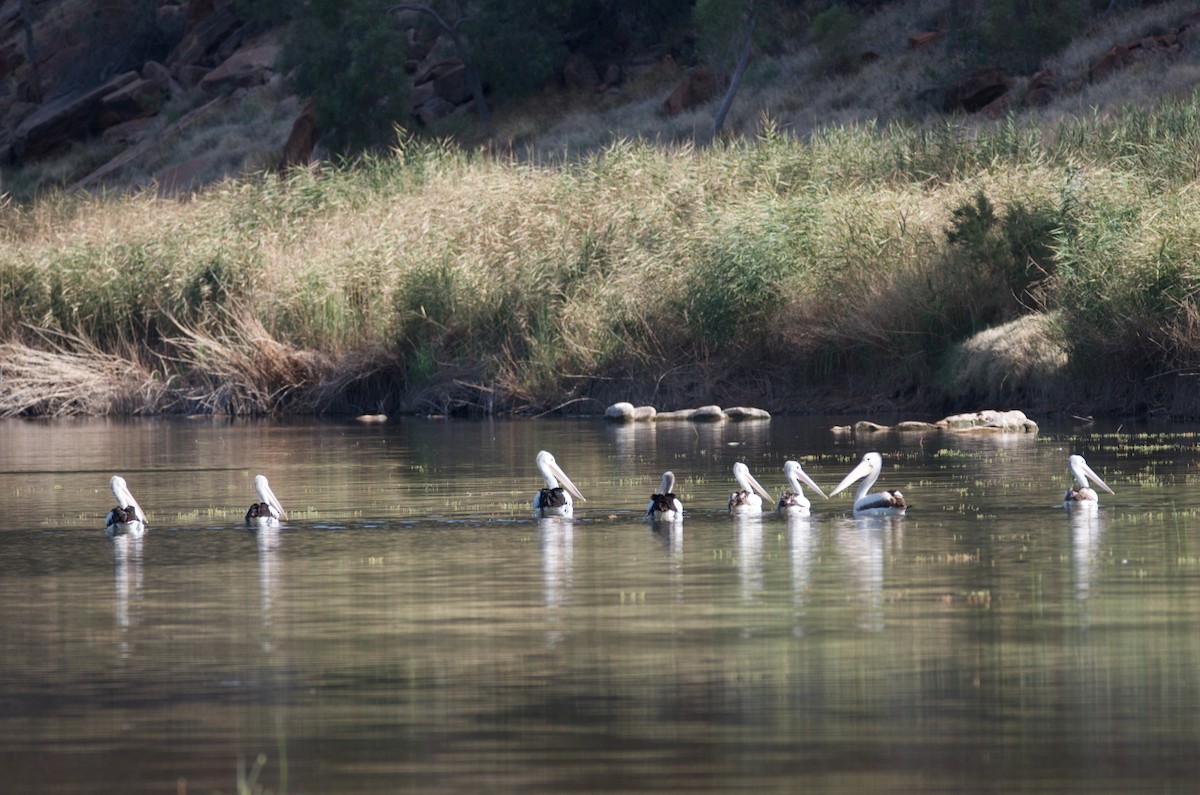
xmin=415 ymin=95 xmax=457 ymax=126
xmin=1023 ymin=69 xmax=1056 ymax=107
xmin=943 ymin=66 xmax=1010 ymax=113
xmin=724 ymin=406 xmax=771 ymax=421
xmin=14 ymin=71 xmax=139 ymax=160
xmin=1091 ymin=33 xmax=1181 ymax=82
xmin=940 ymin=410 xmax=1039 ymax=433
xmin=165 ymin=4 xmax=241 ymax=74
xmin=603 ymin=402 xmax=659 ymax=421
xmin=691 ymin=405 xmax=726 ymax=422
xmin=908 ymin=30 xmax=945 ymax=49
xmin=142 ymin=60 xmax=179 ymax=94
xmin=176 ymin=64 xmax=208 ymax=89
xmin=99 ymin=78 xmax=168 ymax=127
xmin=414 ymin=59 xmax=471 ymax=106
xmin=660 ymin=67 xmax=721 ymax=116
xmin=854 ymin=421 xmax=890 ymax=433
xmin=199 ymin=43 xmax=281 ymax=94
xmin=895 ymin=420 xmax=938 ymax=432
xmin=101 ymin=117 xmax=155 ymax=146
xmin=604 ymin=402 xmax=635 ymax=420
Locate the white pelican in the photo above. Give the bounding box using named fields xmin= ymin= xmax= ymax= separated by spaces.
xmin=728 ymin=462 xmax=774 ymax=513
xmin=776 ymin=460 xmax=828 ymax=515
xmin=1064 ymin=454 xmax=1114 ymax=505
xmin=646 ymin=471 xmax=683 ymax=522
xmin=246 ymin=474 xmax=286 ymax=526
xmin=830 ymin=452 xmax=907 ymax=516
xmin=533 ymin=450 xmax=585 ymax=518
xmin=105 ymin=475 xmax=147 ymax=537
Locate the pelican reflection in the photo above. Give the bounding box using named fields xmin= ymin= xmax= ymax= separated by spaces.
xmin=111 ymin=533 xmax=143 ymax=657
xmin=256 ymin=525 xmax=281 ymax=651
xmin=1068 ymin=504 xmax=1104 ymax=601
xmin=540 ymin=517 xmax=574 ymax=645
xmin=734 ymin=512 xmax=764 ymax=603
xmin=788 ymin=515 xmax=815 ymax=635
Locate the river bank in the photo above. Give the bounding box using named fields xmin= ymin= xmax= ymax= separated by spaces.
xmin=2 ymin=96 xmax=1200 ymax=419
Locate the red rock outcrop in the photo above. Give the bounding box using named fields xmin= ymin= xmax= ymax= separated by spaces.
xmin=943 ymin=66 xmax=1010 ymax=114
xmin=14 ymin=71 xmax=140 ymax=159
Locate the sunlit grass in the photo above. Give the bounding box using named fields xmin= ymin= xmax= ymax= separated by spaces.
xmin=5 ymin=84 xmax=1200 ymax=415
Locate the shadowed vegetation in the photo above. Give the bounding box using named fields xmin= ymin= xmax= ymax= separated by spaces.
xmin=3 ymin=89 xmax=1200 ymax=417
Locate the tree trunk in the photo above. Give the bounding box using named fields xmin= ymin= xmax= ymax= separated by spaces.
xmin=711 ymin=0 xmax=756 ymax=141
xmin=20 ymin=0 xmax=39 ymax=102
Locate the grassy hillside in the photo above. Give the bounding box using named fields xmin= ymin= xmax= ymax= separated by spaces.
xmin=1 ymin=1 xmax=1199 ymax=418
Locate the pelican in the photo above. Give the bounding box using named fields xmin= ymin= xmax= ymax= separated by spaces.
xmin=245 ymin=474 xmax=286 ymax=526
xmin=830 ymin=452 xmax=907 ymax=516
xmin=533 ymin=450 xmax=586 ymax=518
xmin=1064 ymin=454 xmax=1114 ymax=505
xmin=728 ymin=462 xmax=774 ymax=513
xmin=776 ymin=460 xmax=828 ymax=515
xmin=646 ymin=471 xmax=683 ymax=522
xmin=105 ymin=475 xmax=147 ymax=537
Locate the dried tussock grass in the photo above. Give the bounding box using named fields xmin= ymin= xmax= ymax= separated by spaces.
xmin=0 ymin=331 xmax=166 ymax=417
xmin=166 ymin=311 xmax=336 ymax=415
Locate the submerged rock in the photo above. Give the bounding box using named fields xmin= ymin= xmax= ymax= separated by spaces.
xmin=605 ymin=402 xmax=770 ymax=422
xmin=604 ymin=402 xmax=657 ymax=421
xmin=724 ymin=406 xmax=771 ymax=421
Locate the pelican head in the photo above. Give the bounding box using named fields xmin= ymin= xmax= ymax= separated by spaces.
xmin=647 ymin=470 xmax=683 ymax=522
xmin=534 ymin=450 xmax=585 ymax=517
xmin=830 ymin=452 xmax=907 ymax=516
xmin=1064 ymin=454 xmax=1114 ymax=505
xmin=728 ymin=462 xmax=774 ymax=513
xmin=777 ymin=460 xmax=827 ymax=514
xmin=246 ymin=474 xmax=286 ymax=526
xmin=106 ymin=475 xmax=147 ymax=537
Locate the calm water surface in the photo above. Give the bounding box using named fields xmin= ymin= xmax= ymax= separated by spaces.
xmin=2 ymin=415 xmax=1200 ymax=793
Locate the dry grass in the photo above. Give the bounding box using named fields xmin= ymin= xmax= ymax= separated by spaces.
xmin=4 ymin=1 xmax=1200 ymax=416
xmin=0 ymin=332 xmax=166 ymax=416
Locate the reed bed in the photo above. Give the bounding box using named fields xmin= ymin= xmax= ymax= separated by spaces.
xmin=3 ymin=92 xmax=1200 ymax=417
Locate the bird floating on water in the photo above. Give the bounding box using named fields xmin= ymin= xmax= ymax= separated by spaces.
xmin=245 ymin=474 xmax=286 ymax=527
xmin=105 ymin=475 xmax=147 ymax=537
xmin=533 ymin=450 xmax=585 ymax=518
xmin=728 ymin=462 xmax=774 ymax=513
xmin=1063 ymin=454 xmax=1114 ymax=505
xmin=646 ymin=471 xmax=683 ymax=522
xmin=830 ymin=452 xmax=907 ymax=516
xmin=776 ymin=460 xmax=827 ymax=515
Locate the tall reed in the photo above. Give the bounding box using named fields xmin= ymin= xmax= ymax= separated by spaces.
xmin=3 ymin=91 xmax=1200 ymax=416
